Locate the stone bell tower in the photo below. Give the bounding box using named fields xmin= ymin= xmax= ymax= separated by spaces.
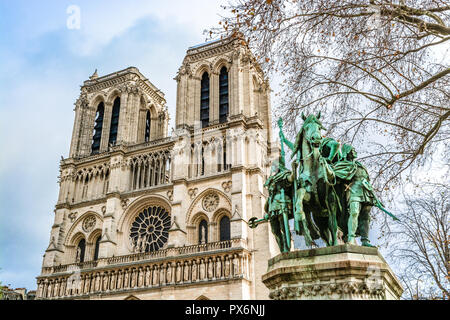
xmin=170 ymin=36 xmax=279 ymax=299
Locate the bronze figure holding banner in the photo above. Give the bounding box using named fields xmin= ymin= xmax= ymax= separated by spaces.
xmin=249 ymin=114 xmax=398 ymax=252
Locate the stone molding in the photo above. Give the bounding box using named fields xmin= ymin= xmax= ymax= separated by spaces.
xmin=269 ymin=280 xmax=386 ymax=300
xmin=82 ymin=67 xmax=166 ymax=106
xmin=263 ymin=245 xmax=404 ymax=300
xmin=37 ymin=239 xmax=250 ymax=300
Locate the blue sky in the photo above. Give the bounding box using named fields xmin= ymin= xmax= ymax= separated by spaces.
xmin=0 ymin=0 xmax=228 ymax=290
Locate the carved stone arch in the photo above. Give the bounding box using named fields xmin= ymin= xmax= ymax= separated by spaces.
xmin=186 ymin=188 xmax=231 ymax=225
xmin=85 ymin=228 xmax=102 ymax=261
xmin=195 ymin=140 xmax=203 ymax=149
xmin=194 ymin=63 xmax=212 ymax=79
xmin=191 ymin=211 xmax=210 ymax=226
xmin=148 ymin=104 xmax=158 ymax=119
xmin=64 ymin=211 xmax=103 ymax=246
xmin=105 ymin=87 xmax=122 ymax=104
xmin=213 ymin=208 xmax=232 ymax=242
xmin=68 ymin=231 xmax=86 ymax=247
xmin=118 ymin=195 xmax=171 ymax=254
xmin=67 ymin=231 xmax=86 ymax=263
xmin=139 ymin=94 xmax=147 ymax=107
xmin=98 ymin=163 xmax=107 ymax=176
xmin=212 ymin=208 xmax=232 ymax=224
xmin=87 ymin=228 xmax=102 ymax=244
xmin=212 ymin=57 xmax=231 ymax=74
xmin=191 ymin=212 xmax=210 ymax=245
xmin=90 ymin=93 xmax=107 ymax=109
xmin=149 ymin=152 xmax=157 ymax=162
xmin=117 ymin=194 xmax=171 ymax=234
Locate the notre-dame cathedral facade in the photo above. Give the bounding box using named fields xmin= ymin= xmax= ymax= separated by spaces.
xmin=36 ymin=36 xmax=279 ymax=300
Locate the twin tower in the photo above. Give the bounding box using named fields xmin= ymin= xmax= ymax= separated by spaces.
xmin=37 ymin=36 xmax=279 ymax=300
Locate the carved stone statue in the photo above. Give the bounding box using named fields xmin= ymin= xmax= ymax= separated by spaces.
xmin=75 ymin=246 xmax=82 ymax=263
xmin=145 ymin=266 xmax=151 ymax=286
xmin=176 ymin=262 xmax=182 ymax=283
xmin=183 ymin=262 xmax=189 ymax=282
xmin=110 ymin=272 xmax=116 ymax=290
xmin=224 ymin=256 xmax=231 ymax=277
xmin=166 ymin=263 xmax=172 ymax=283
xmin=117 ymin=271 xmax=123 ymax=289
xmin=152 ymin=266 xmax=159 ymax=286
xmin=232 ymin=254 xmax=239 ymax=275
xmin=192 ymin=261 xmax=198 ymax=282
xmin=199 ymin=259 xmax=206 ymax=279
xmin=131 ymin=269 xmax=136 ymax=288
xmin=215 ymin=257 xmax=222 ymax=278
xmin=124 ymin=270 xmax=129 ymax=288
xmin=94 ymin=273 xmax=101 ymax=292
xmin=102 ymin=273 xmax=109 ymax=291
xmin=207 ymin=258 xmax=214 ymax=279
xmin=200 ymin=224 xmax=207 ymax=244
xmin=160 ymin=265 xmax=166 ymax=285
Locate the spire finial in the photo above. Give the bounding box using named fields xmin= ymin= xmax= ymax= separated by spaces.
xmin=90 ymin=69 xmax=98 ymax=80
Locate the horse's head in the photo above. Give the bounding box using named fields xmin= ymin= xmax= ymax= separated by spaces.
xmin=301 ymin=111 xmax=326 ymax=148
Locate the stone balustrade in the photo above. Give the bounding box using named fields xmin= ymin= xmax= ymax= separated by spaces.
xmin=37 ymin=239 xmax=250 ymax=299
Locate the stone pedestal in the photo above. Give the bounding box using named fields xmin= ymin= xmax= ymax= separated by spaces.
xmin=262 ymin=244 xmax=403 ymax=300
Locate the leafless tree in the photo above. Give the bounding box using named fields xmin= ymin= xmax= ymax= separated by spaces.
xmin=386 ymin=183 xmax=449 ymax=299
xmin=210 ymin=0 xmax=450 ymax=193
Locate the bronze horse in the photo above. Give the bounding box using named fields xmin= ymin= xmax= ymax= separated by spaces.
xmin=281 ymin=112 xmax=339 ymax=247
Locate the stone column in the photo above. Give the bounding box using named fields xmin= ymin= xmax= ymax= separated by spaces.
xmin=101 ymin=102 xmax=113 ymax=152
xmin=98 ymin=194 xmax=120 ymax=259
xmin=262 ymin=244 xmax=404 ymax=300
xmin=211 ymin=72 xmax=219 ymax=124
xmin=69 ymin=103 xmax=83 ymax=157
xmin=117 ymin=91 xmax=129 ymax=145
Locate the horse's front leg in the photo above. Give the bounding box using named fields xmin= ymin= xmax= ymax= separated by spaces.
xmin=327 ymin=189 xmax=339 ymax=246
xmin=294 ymin=187 xmax=313 ymax=247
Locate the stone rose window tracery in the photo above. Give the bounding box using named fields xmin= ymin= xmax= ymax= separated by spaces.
xmin=202 ymin=192 xmax=219 ymax=212
xmin=130 ymin=206 xmax=170 ymax=253
xmin=82 ymin=216 xmax=96 ymax=233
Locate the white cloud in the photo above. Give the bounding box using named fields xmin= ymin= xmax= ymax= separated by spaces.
xmin=67 ymin=0 xmax=225 ymax=56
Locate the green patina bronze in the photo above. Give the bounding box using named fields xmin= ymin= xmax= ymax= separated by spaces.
xmin=249 ymin=113 xmax=399 ymax=252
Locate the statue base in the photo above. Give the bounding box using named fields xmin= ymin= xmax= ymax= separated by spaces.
xmin=262 ymin=244 xmax=403 ymax=300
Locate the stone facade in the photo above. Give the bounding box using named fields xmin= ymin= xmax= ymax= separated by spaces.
xmin=37 ymin=36 xmax=279 ymax=300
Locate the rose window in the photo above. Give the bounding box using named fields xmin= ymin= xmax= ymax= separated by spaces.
xmin=82 ymin=216 xmax=96 ymax=232
xmin=202 ymin=192 xmax=219 ymax=212
xmin=130 ymin=206 xmax=171 ymax=253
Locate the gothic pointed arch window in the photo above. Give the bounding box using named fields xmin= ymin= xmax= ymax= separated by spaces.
xmin=76 ymin=239 xmax=86 ymax=263
xmin=109 ymin=97 xmax=120 ymax=146
xmin=198 ymin=219 xmax=208 ymax=244
xmin=91 ymin=102 xmax=104 ymax=154
xmin=200 ymin=72 xmax=210 ymax=128
xmin=219 ymin=216 xmax=231 ymax=241
xmin=145 ymin=110 xmax=151 ymax=142
xmin=93 ymin=236 xmax=101 ymax=261
xmin=219 ymin=66 xmax=229 ymax=123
